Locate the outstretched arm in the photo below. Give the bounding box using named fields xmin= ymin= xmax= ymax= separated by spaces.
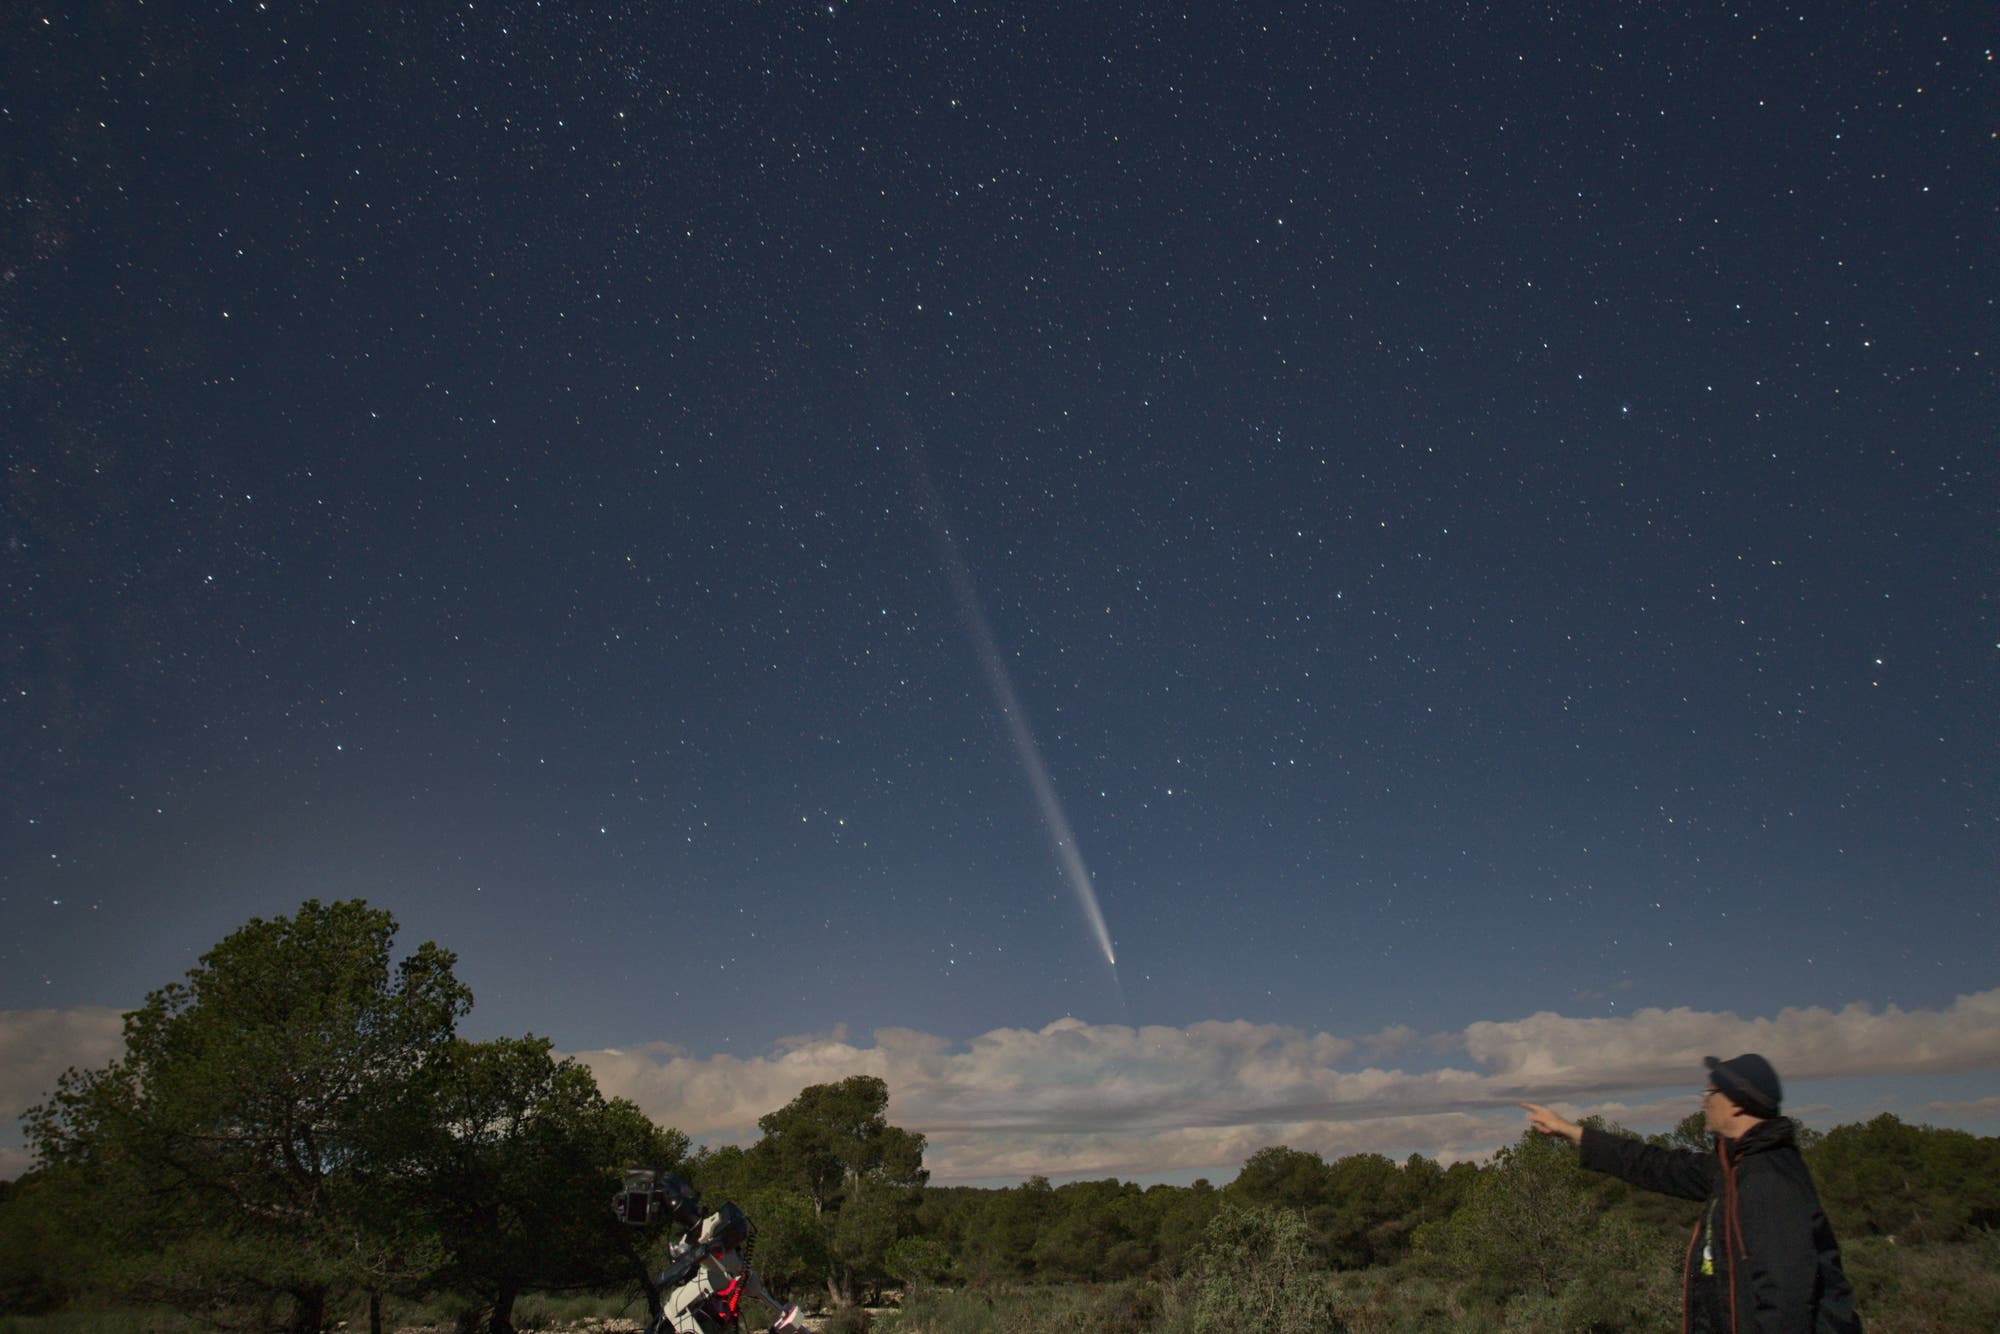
xmin=1531 ymin=1104 xmax=1716 ymax=1202
xmin=1520 ymin=1102 xmax=1583 ymax=1144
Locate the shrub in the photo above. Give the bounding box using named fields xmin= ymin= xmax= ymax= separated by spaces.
xmin=888 ymin=1287 xmax=995 ymax=1334
xmin=1162 ymin=1206 xmax=1342 ymax=1334
xmin=820 ymin=1305 xmax=873 ymax=1334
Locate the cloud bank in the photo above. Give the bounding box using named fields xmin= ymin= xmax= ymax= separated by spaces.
xmin=572 ymin=990 xmax=2000 ymax=1182
xmin=5 ymin=993 xmax=1996 ymax=1184
xmin=0 ymin=1006 xmax=127 ymax=1179
xmin=0 ymin=1007 xmax=127 ymax=1121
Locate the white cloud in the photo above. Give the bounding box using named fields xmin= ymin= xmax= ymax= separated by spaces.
xmin=1919 ymin=1095 xmax=2000 ymax=1119
xmin=0 ymin=1007 xmax=127 ymax=1120
xmin=7 ymin=993 xmax=1998 ymax=1185
xmin=570 ymin=988 xmax=2000 ymax=1183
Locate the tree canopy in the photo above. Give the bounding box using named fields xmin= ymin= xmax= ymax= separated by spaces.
xmin=27 ymin=900 xmax=472 ymax=1334
xmin=19 ymin=900 xmax=684 ymax=1334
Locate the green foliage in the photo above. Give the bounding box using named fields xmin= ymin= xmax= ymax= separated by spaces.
xmin=951 ymin=1177 xmax=1050 ymax=1283
xmin=416 ymin=1036 xmax=688 ymax=1332
xmin=884 ymin=1285 xmax=1000 ymax=1334
xmin=832 ymin=1182 xmax=913 ymax=1300
xmin=1213 ymin=1147 xmax=1470 ymax=1273
xmin=1417 ymin=1133 xmax=1594 ymax=1299
xmin=1317 ymin=1153 xmax=1406 ymax=1269
xmin=1839 ymin=1232 xmax=2000 ymax=1333
xmin=884 ymin=1236 xmax=952 ymax=1291
xmin=752 ymin=1076 xmax=929 ymax=1215
xmin=889 ymin=1281 xmax=1157 ymax=1334
xmin=1411 ymin=1133 xmax=1684 ymax=1330
xmin=1146 ymin=1179 xmax=1221 ymax=1275
xmin=1810 ymin=1112 xmax=2000 ymax=1244
xmin=1226 ymin=1147 xmax=1330 ymax=1213
xmin=1034 ymin=1180 xmax=1152 ymax=1282
xmin=680 ymin=1077 xmax=937 ymax=1306
xmin=686 ymin=1142 xmax=759 ymax=1205
xmin=741 ymin=1187 xmax=830 ymax=1298
xmin=12 ymin=900 xmax=694 ymax=1334
xmin=1164 ymin=1205 xmax=1341 ymax=1334
xmin=748 ymin=1076 xmax=929 ymax=1304
xmin=24 ymin=900 xmax=473 ymax=1334
xmin=1656 ymin=1110 xmax=1710 ymax=1152
xmin=0 ymin=1171 xmax=89 ymax=1314
xmin=820 ymin=1306 xmax=873 ymax=1334
xmin=0 ymin=1303 xmax=212 ymax=1334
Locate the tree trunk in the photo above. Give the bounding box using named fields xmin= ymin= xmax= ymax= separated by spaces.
xmin=489 ymin=1284 xmax=518 ymax=1334
xmin=641 ymin=1273 xmax=664 ymax=1333
xmin=289 ymin=1286 xmax=327 ymax=1334
xmin=369 ymin=1290 xmax=384 ymax=1334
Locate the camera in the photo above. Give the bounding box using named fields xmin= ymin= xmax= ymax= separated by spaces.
xmin=614 ymin=1168 xmax=700 ymax=1228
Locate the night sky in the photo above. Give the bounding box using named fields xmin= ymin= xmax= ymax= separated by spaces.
xmin=4 ymin=3 xmax=1994 ymax=1183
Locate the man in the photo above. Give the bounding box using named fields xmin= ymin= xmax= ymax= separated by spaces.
xmin=1521 ymin=1053 xmax=1862 ymax=1333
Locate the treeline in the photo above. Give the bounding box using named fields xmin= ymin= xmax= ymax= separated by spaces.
xmin=911 ymin=1148 xmax=1472 ymax=1287
xmin=902 ymin=1113 xmax=2000 ymax=1287
xmin=889 ymin=1117 xmax=2000 ymax=1330
xmin=5 ymin=901 xmax=1999 ymax=1333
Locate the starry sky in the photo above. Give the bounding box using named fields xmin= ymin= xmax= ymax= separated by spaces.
xmin=3 ymin=3 xmax=1994 ymax=1183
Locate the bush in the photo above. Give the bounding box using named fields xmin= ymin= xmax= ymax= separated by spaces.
xmin=887 ymin=1287 xmax=994 ymax=1334
xmin=1841 ymin=1233 xmax=2000 ymax=1334
xmin=1161 ymin=1206 xmax=1342 ymax=1334
xmin=885 ymin=1237 xmax=953 ymax=1292
xmin=889 ymin=1283 xmax=1155 ymax=1334
xmin=820 ymin=1306 xmax=873 ymax=1334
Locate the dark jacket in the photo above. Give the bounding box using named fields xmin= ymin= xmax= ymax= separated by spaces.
xmin=1579 ymin=1118 xmax=1861 ymax=1334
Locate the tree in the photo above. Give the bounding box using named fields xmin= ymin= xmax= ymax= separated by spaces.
xmin=686 ymin=1142 xmax=763 ymax=1206
xmin=737 ymin=1187 xmax=827 ymax=1302
xmin=1811 ymin=1113 xmax=2000 ymax=1244
xmin=418 ymin=1037 xmax=688 ymax=1334
xmin=1660 ymin=1110 xmax=1711 ymax=1152
xmin=1393 ymin=1152 xmax=1473 ymax=1236
xmin=1318 ymin=1153 xmax=1405 ymax=1268
xmin=1033 ymin=1178 xmax=1151 ymax=1281
xmin=1149 ymin=1178 xmax=1222 ymax=1274
xmin=1227 ymin=1146 xmax=1330 ymax=1213
xmin=25 ymin=900 xmax=471 ymax=1334
xmin=749 ymin=1076 xmax=927 ymax=1305
xmin=0 ymin=1169 xmax=90 ymax=1314
xmin=750 ymin=1076 xmax=927 ymax=1216
xmin=955 ymin=1175 xmax=1049 ymax=1283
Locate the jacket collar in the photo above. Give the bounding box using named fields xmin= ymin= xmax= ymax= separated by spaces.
xmin=1721 ymin=1115 xmax=1796 ymax=1158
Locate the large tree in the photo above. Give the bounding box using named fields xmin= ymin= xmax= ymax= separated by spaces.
xmin=26 ymin=900 xmax=471 ymax=1334
xmin=419 ymin=1036 xmax=689 ymax=1334
xmin=748 ymin=1076 xmax=927 ymax=1305
xmin=749 ymin=1076 xmax=927 ymax=1216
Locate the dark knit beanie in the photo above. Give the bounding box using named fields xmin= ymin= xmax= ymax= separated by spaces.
xmin=1705 ymin=1053 xmax=1782 ymax=1118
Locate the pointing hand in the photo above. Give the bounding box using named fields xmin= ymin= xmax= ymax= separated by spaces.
xmin=1519 ymin=1102 xmax=1583 ymax=1144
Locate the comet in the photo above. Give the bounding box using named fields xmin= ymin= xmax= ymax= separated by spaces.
xmin=893 ymin=416 xmax=1119 ymax=976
